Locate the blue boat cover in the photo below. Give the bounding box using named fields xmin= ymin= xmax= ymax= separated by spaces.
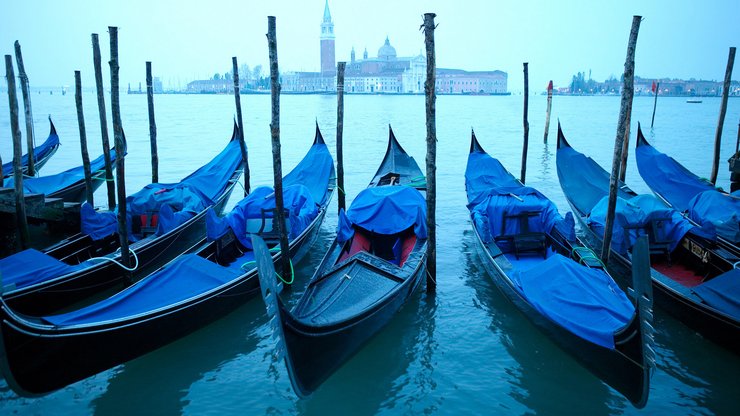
xmin=3 ymin=150 xmax=117 ymax=195
xmin=282 ymin=141 xmax=335 ymax=205
xmin=43 ymin=254 xmax=241 ymax=326
xmin=588 ymin=194 xmax=697 ymax=255
xmin=512 ymin=254 xmax=635 ymax=349
xmin=2 ymin=128 xmax=60 ymax=175
xmin=0 ymin=249 xmax=88 ymax=291
xmin=337 ymin=185 xmax=427 ymax=243
xmin=556 ymin=145 xmax=632 ymax=214
xmin=206 ymin=184 xmax=318 ymax=249
xmin=465 ymin=148 xmax=574 ymax=243
xmin=692 ymin=269 xmax=740 ymax=320
xmin=635 ymin=139 xmax=716 ymax=212
xmin=687 ymin=190 xmax=740 ymax=243
xmin=81 ymin=137 xmax=243 ymax=240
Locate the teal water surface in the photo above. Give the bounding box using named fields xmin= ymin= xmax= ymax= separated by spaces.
xmin=1 ymin=93 xmax=738 ymax=415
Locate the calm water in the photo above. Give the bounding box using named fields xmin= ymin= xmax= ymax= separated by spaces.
xmin=1 ymin=93 xmax=739 ymax=415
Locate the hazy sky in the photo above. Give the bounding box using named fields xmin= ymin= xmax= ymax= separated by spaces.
xmin=1 ymin=0 xmax=738 ymax=92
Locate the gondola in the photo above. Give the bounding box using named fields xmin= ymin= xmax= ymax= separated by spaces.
xmin=635 ymin=124 xmax=740 ymax=257
xmin=0 ymin=123 xmax=245 ymax=316
xmin=4 ymin=135 xmax=121 ymax=204
xmin=0 ymin=124 xmax=335 ymax=396
xmin=465 ymin=131 xmax=653 ymax=408
xmin=256 ymin=126 xmax=428 ymax=397
xmin=2 ymin=117 xmax=61 ymax=179
xmin=556 ymin=123 xmax=740 ymax=353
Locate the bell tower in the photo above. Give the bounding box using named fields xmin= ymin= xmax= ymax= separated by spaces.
xmin=320 ymin=0 xmax=335 ymax=75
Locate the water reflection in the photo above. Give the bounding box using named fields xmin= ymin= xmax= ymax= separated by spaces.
xmin=460 ymin=231 xmax=620 ymax=414
xmin=90 ymin=300 xmax=266 ymax=415
xmin=293 ymin=291 xmax=437 ymax=416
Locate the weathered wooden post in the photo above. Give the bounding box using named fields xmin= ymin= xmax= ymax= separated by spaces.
xmin=731 ymin=117 xmax=740 ymax=192
xmin=5 ymin=55 xmax=30 ymax=248
xmin=267 ymin=16 xmax=291 ymax=280
xmin=14 ymin=41 xmax=35 ymax=177
xmin=423 ymin=12 xmax=437 ymax=292
xmin=146 ymin=61 xmax=158 ymax=183
xmin=521 ymin=62 xmax=530 ymax=184
xmin=92 ymin=33 xmax=115 ymax=210
xmin=232 ymin=56 xmax=250 ymax=195
xmin=336 ymin=61 xmax=346 ymax=213
xmin=650 ymin=81 xmax=659 ymax=128
xmin=109 ymin=26 xmax=131 ymax=267
xmin=710 ymin=46 xmax=736 ymax=185
xmin=601 ymin=16 xmax=641 ymax=264
xmin=74 ymin=70 xmax=94 ymax=205
xmin=619 ymin=107 xmax=632 ymax=183
xmin=543 ymin=80 xmax=553 ymax=143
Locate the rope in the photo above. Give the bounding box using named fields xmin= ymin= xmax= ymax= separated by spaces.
xmin=240 ymin=246 xmax=294 ymax=284
xmin=88 ymin=248 xmax=139 ymax=271
xmin=734 ymin=261 xmax=740 ymax=269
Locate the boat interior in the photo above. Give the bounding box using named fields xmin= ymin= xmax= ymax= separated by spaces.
xmin=337 ymin=226 xmax=417 ymax=267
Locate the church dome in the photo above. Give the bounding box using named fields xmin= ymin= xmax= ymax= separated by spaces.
xmin=378 ymin=37 xmax=397 ymax=61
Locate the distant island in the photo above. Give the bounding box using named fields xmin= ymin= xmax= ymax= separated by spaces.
xmin=555 ymin=72 xmax=740 ymax=97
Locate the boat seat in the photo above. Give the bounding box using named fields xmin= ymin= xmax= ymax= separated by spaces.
xmin=495 ymin=210 xmax=547 ymax=260
xmin=215 ymin=228 xmax=240 ymax=266
xmin=245 ymin=208 xmax=291 ymax=243
xmin=647 ymin=217 xmax=673 ymax=265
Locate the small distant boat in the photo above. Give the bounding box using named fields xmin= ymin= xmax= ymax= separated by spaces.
xmin=686 ymin=99 xmax=702 ymax=103
xmin=2 ymin=117 xmax=60 ymax=179
xmin=257 ymin=126 xmax=428 ymax=397
xmin=466 ymin=131 xmax=653 ymax=408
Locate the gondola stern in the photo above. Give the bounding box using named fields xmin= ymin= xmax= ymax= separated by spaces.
xmin=230 ymin=118 xmax=240 ymax=142
xmin=556 ymin=121 xmax=571 ymax=150
xmin=48 ymin=115 xmax=57 ymax=137
xmin=470 ymin=129 xmax=486 ymax=154
xmin=635 ymin=123 xmax=650 ymax=148
xmin=314 ymin=121 xmax=326 ymax=145
xmin=388 ymin=124 xmax=409 ymax=156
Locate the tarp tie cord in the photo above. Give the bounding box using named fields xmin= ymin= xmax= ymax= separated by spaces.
xmin=240 ymin=247 xmax=294 ymax=284
xmin=88 ymin=248 xmax=139 ymax=271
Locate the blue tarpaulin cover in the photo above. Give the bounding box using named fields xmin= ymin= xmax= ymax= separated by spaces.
xmin=43 ymin=254 xmax=241 ymax=326
xmin=3 ymin=150 xmax=116 ymax=195
xmin=81 ymin=137 xmax=243 ymax=240
xmin=0 ymin=249 xmax=88 ymax=291
xmin=465 ymin=148 xmax=574 ymax=243
xmin=511 ymin=254 xmax=635 ymax=349
xmin=588 ymin=194 xmax=697 ymax=255
xmin=687 ymin=190 xmax=740 ymax=243
xmin=693 ymin=269 xmax=740 ymax=320
xmin=206 ymin=184 xmax=318 ymax=249
xmin=635 ymin=138 xmax=716 ymax=212
xmin=2 ymin=128 xmax=60 ymax=175
xmin=282 ymin=141 xmax=335 ymax=205
xmin=337 ymin=186 xmax=427 ymax=243
xmin=556 ymin=145 xmax=633 ymax=214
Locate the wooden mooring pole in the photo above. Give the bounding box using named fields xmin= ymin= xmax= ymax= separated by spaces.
xmin=710 ymin=46 xmax=736 ymax=185
xmin=521 ymin=62 xmax=530 ymax=184
xmin=423 ymin=13 xmax=437 ymax=292
xmin=109 ymin=26 xmax=131 ymax=268
xmin=92 ymin=33 xmax=115 ymax=210
xmin=232 ymin=56 xmax=250 ymax=195
xmin=650 ymin=81 xmax=659 ymax=128
xmin=601 ymin=16 xmax=641 ymax=264
xmin=619 ymin=107 xmax=632 ymax=183
xmin=267 ymin=16 xmax=291 ymax=280
xmin=146 ymin=61 xmax=158 ymax=183
xmin=5 ymin=54 xmax=30 ymax=249
xmin=14 ymin=41 xmax=35 ymax=177
xmin=543 ymin=80 xmax=553 ymax=143
xmin=74 ymin=70 xmax=94 ymax=205
xmin=336 ymin=61 xmax=346 ymax=213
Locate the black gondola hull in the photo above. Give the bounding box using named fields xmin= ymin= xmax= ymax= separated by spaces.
xmin=470 ymin=222 xmax=650 ymax=407
xmin=0 ymin=204 xmax=328 ymax=396
xmin=280 ymin=256 xmax=425 ymax=396
xmin=3 ymin=173 xmax=240 ymax=316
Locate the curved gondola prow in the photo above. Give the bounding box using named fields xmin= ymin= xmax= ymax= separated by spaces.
xmin=635 ymin=123 xmax=650 ymax=148
xmin=470 ymin=129 xmax=485 ymax=154
xmin=48 ymin=116 xmax=57 ymax=137
xmin=230 ymin=119 xmax=240 ymax=142
xmin=556 ymin=121 xmax=571 ymax=150
xmin=314 ymin=121 xmax=326 ymax=145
